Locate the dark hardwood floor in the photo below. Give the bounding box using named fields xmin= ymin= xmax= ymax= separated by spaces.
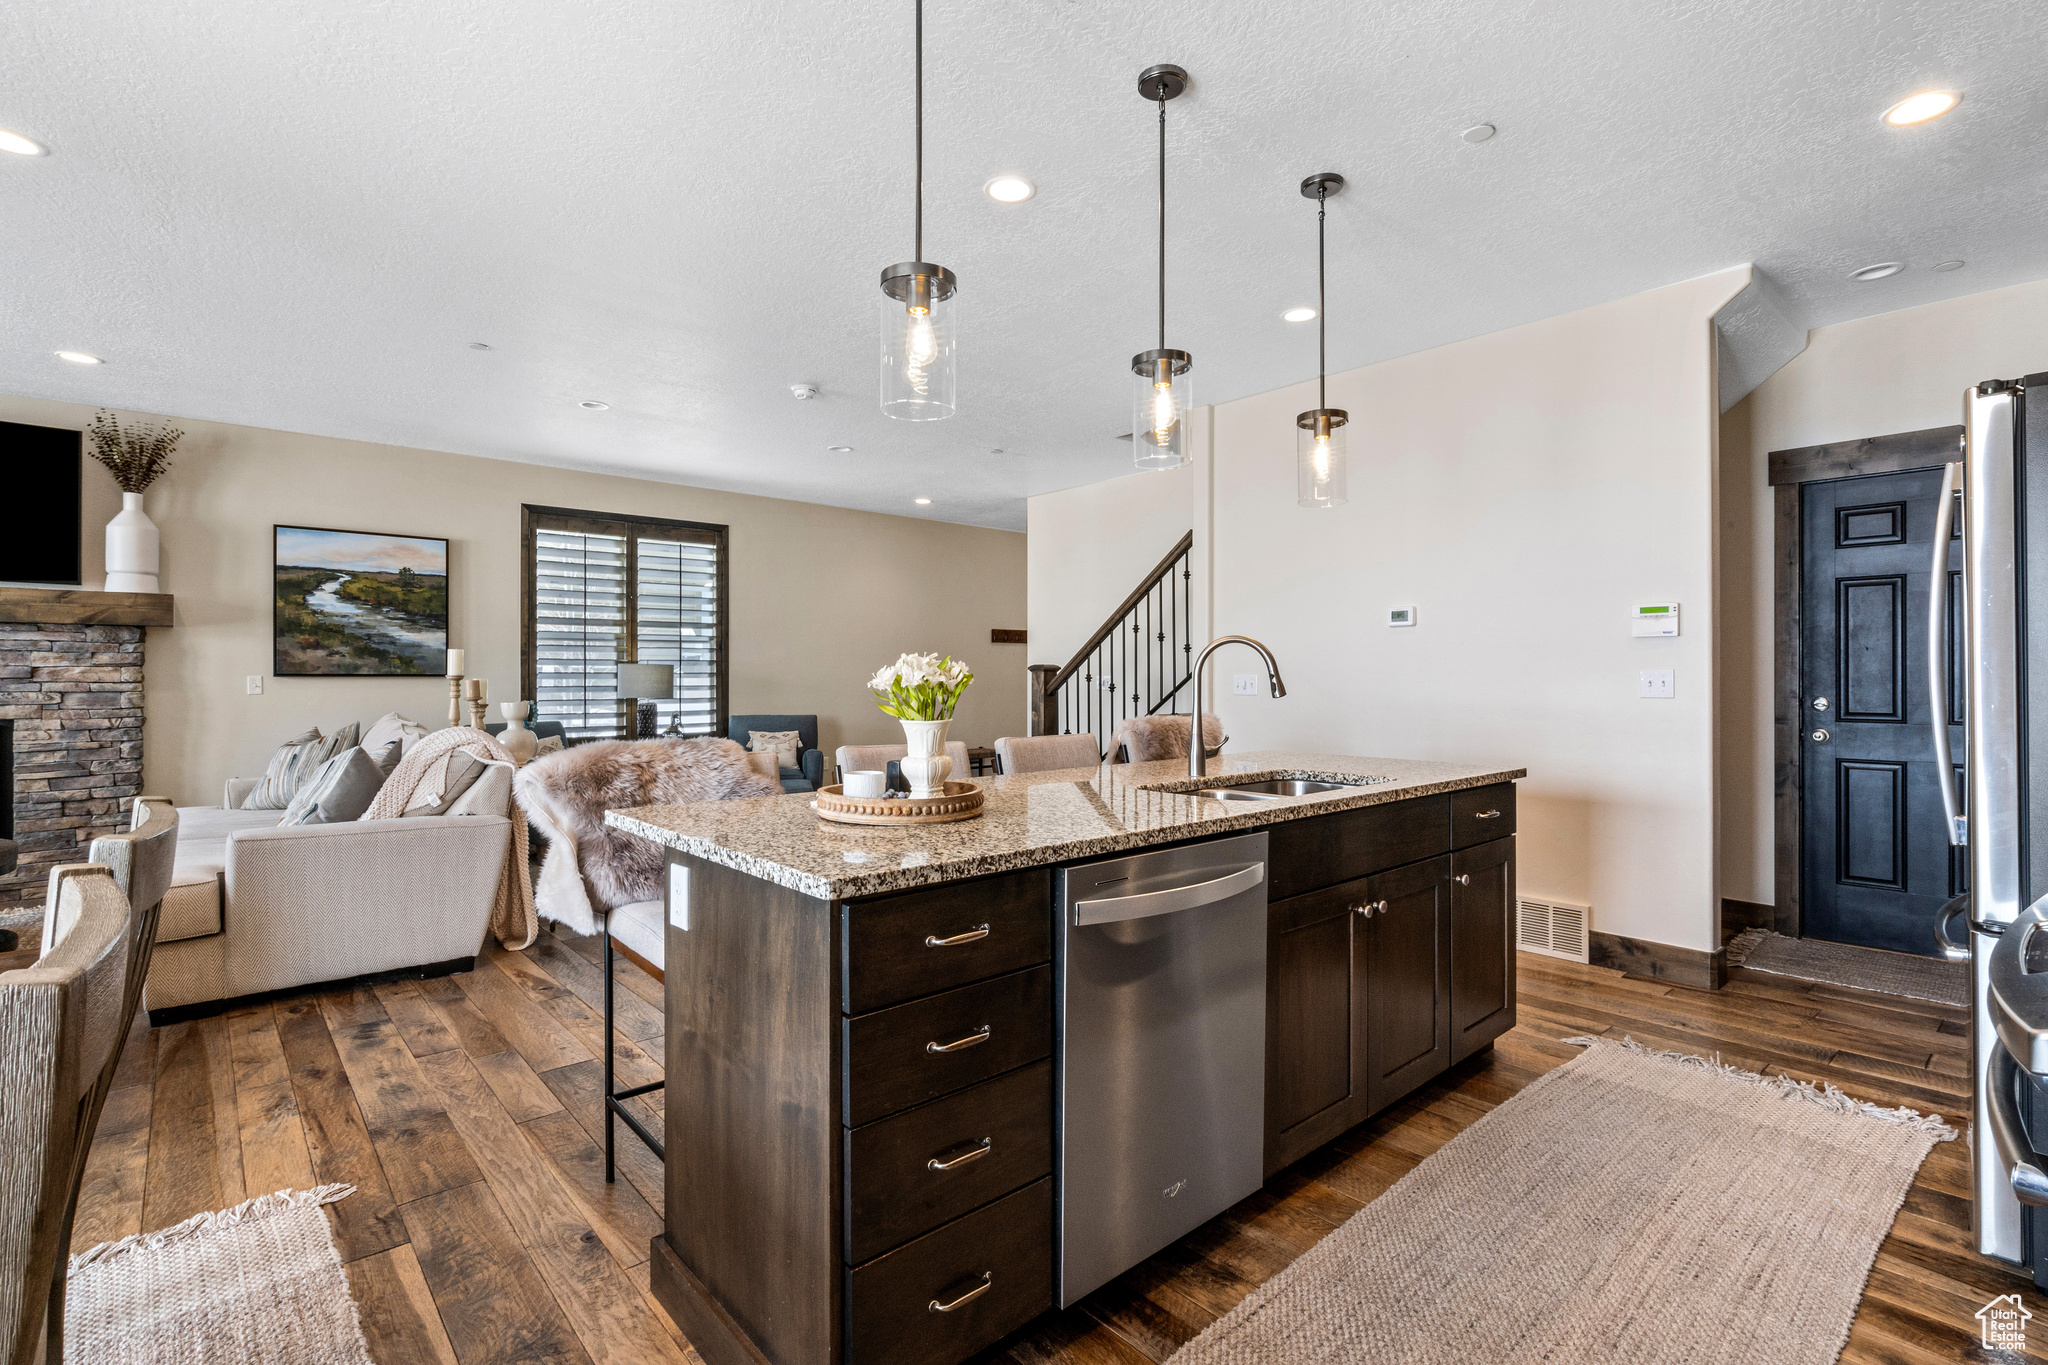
xmin=72 ymin=938 xmax=2042 ymax=1364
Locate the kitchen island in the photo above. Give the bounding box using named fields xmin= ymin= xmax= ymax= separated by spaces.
xmin=609 ymin=751 xmax=1524 ymax=1365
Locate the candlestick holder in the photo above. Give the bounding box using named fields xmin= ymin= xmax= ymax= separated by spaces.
xmin=448 ymin=675 xmax=464 ymax=729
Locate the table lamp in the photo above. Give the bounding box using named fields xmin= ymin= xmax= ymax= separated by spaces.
xmin=616 ymin=663 xmax=674 ymax=739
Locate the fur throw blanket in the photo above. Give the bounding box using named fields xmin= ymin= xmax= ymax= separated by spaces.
xmin=362 ymin=726 xmax=535 ymax=950
xmin=514 ymin=737 xmax=782 ymax=937
xmin=1107 ymin=713 xmax=1226 ymax=764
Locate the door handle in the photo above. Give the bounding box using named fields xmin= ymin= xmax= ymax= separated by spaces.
xmin=1811 ymin=696 xmax=1830 ymax=711
xmin=1810 ymin=729 xmax=1830 ymax=744
xmin=925 ymin=925 xmax=990 ymax=948
xmin=1073 ymin=862 xmax=1264 ymax=926
xmin=1929 ymin=459 xmax=1966 ymax=847
xmin=926 ymin=1026 xmax=991 ymax=1054
xmin=927 ymin=1138 xmax=993 ymax=1172
xmin=1454 ymin=875 xmax=1471 ymax=886
xmin=929 ymin=1272 xmax=993 ymax=1313
xmin=1988 ymin=1049 xmax=2048 ymax=1206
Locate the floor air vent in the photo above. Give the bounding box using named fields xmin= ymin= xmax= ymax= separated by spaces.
xmin=1517 ymin=895 xmax=1590 ymax=963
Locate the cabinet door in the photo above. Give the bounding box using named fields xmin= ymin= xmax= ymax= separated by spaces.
xmin=1451 ymin=838 xmax=1516 ymax=1063
xmin=1364 ymin=856 xmax=1452 ymax=1114
xmin=1263 ymin=878 xmax=1369 ymax=1175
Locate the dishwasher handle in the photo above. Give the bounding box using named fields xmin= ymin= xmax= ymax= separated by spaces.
xmin=1072 ymin=862 xmax=1264 ymax=926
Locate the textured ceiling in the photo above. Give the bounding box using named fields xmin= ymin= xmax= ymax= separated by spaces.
xmin=3 ymin=0 xmax=2044 ymax=532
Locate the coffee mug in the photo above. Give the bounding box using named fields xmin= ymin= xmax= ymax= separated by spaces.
xmin=843 ymin=770 xmax=888 ymax=799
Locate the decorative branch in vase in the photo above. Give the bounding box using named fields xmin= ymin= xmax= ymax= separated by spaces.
xmin=868 ymin=653 xmax=974 ymax=798
xmin=87 ymin=410 xmax=182 ymax=594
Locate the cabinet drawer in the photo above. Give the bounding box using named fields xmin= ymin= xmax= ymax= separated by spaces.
xmin=1266 ymin=795 xmax=1449 ymax=899
xmin=1451 ymin=783 xmax=1515 ymax=848
xmin=844 ymin=966 xmax=1053 ymax=1126
xmin=843 ymin=868 xmax=1052 ymax=1015
xmin=846 ymin=1060 xmax=1052 ymax=1265
xmin=846 ymin=1178 xmax=1052 ymax=1365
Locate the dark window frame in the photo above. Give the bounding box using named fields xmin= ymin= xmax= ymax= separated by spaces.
xmin=520 ymin=503 xmax=731 ymax=741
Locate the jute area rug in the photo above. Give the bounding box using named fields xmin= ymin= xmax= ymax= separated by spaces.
xmin=65 ymin=1184 xmax=372 ymax=1364
xmin=1728 ymin=928 xmax=1968 ymax=1007
xmin=1170 ymin=1037 xmax=1955 ymax=1365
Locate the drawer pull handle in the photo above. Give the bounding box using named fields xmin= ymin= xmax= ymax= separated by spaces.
xmin=1473 ymin=809 xmax=1502 ymax=819
xmin=929 ymin=1272 xmax=993 ymax=1313
xmin=926 ymin=1026 xmax=992 ymax=1055
xmin=1455 ymin=874 xmax=1471 ymax=886
xmin=927 ymin=1139 xmax=993 ymax=1172
xmin=925 ymin=924 xmax=991 ymax=948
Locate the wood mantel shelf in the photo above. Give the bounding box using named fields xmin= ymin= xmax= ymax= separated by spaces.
xmin=0 ymin=586 xmax=174 ymax=627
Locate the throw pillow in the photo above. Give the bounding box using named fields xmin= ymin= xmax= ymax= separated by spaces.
xmin=245 ymin=730 xmax=325 ymax=810
xmin=402 ymin=750 xmax=488 ymax=817
xmin=537 ymin=735 xmax=565 ymax=755
xmin=362 ymin=711 xmax=429 ymax=756
xmin=749 ymin=729 xmax=803 ymax=772
xmin=366 ymin=741 xmax=403 ymax=783
xmin=320 ymin=721 xmax=361 ymax=758
xmin=281 ymin=747 xmax=387 ymax=826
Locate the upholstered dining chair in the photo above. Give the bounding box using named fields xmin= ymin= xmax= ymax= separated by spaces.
xmin=992 ymin=734 xmax=1103 ymax=775
xmin=833 ymin=741 xmax=972 ymax=787
xmin=0 ymin=865 xmax=130 ymax=1365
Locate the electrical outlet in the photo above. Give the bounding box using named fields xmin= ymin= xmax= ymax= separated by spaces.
xmin=1232 ymin=673 xmax=1259 ymax=696
xmin=246 ymin=675 xmax=264 ymax=695
xmin=1639 ymin=669 xmax=1674 ymax=699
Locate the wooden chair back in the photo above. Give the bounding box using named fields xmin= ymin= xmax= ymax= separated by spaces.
xmin=81 ymin=797 xmax=179 ymax=1026
xmin=0 ymin=867 xmax=130 ymax=1365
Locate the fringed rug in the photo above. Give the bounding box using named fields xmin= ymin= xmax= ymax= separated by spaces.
xmin=66 ymin=1185 xmax=372 ymax=1365
xmin=1727 ymin=928 xmax=1968 ymax=1007
xmin=1169 ymin=1037 xmax=1955 ymax=1365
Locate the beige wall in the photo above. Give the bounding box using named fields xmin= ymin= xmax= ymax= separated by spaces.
xmin=0 ymin=394 xmax=1026 ymax=805
xmin=1717 ymin=275 xmax=2048 ymax=906
xmin=1025 ymin=463 xmax=1195 ymax=674
xmin=1031 ymin=269 xmax=1748 ymax=954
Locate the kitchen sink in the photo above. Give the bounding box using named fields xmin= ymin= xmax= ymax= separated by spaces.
xmin=1193 ymin=778 xmax=1366 ymax=800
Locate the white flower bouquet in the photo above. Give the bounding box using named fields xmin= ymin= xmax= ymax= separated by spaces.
xmin=868 ymin=653 xmax=974 ymax=722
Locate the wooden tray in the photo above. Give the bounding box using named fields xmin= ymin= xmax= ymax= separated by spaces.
xmin=813 ymin=781 xmax=985 ymax=826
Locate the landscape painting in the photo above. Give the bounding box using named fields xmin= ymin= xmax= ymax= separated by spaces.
xmin=274 ymin=525 xmax=449 ymax=676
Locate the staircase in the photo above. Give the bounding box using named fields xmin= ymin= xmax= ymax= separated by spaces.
xmin=1027 ymin=532 xmax=1194 ymax=754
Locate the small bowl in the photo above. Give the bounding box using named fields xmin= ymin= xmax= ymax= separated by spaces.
xmin=842 ymin=770 xmax=888 ymax=799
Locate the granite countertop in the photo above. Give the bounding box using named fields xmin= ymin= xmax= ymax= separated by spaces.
xmin=605 ymin=750 xmax=1525 ymax=901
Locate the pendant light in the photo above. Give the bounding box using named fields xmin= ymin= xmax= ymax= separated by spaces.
xmin=1131 ymin=64 xmax=1190 ymax=471
xmin=878 ymin=0 xmax=956 ymax=420
xmin=1296 ymin=172 xmax=1348 ymax=507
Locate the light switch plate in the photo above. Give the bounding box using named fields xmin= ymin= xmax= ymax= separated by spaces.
xmin=668 ymin=864 xmax=690 ymax=930
xmin=1232 ymin=673 xmax=1259 ymax=695
xmin=246 ymin=675 xmax=263 ymax=694
xmin=1388 ymin=606 xmax=1415 ymax=627
xmin=1640 ymin=669 xmax=1674 ymax=699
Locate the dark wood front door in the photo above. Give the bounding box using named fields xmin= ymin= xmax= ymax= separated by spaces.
xmin=1800 ymin=467 xmax=1962 ymax=955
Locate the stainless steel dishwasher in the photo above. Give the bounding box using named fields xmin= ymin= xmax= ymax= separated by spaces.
xmin=1055 ymin=831 xmax=1269 ymax=1306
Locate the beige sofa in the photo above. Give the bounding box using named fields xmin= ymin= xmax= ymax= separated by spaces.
xmin=147 ymin=764 xmax=516 ymax=1023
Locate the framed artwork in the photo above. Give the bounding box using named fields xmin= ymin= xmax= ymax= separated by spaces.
xmin=274 ymin=525 xmax=449 ymax=676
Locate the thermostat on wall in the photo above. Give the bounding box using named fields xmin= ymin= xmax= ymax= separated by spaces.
xmin=1388 ymin=606 xmax=1416 ymax=628
xmin=1631 ymin=603 xmax=1679 ymax=637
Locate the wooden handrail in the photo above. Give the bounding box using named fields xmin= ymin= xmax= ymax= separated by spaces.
xmin=1046 ymin=531 xmax=1194 ymax=695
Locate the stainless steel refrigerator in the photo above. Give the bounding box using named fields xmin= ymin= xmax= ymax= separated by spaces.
xmin=1942 ymin=370 xmax=2048 ymax=1278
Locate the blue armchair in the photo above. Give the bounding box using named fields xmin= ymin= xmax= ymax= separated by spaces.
xmin=727 ymin=714 xmax=824 ymax=793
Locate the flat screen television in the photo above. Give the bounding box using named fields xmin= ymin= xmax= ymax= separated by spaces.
xmin=0 ymin=421 xmax=82 ymax=586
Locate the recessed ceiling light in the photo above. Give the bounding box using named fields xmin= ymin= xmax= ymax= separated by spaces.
xmin=914 ymin=498 xmax=932 ymax=505
xmin=1849 ymin=262 xmax=1905 ymax=281
xmin=827 ymin=445 xmax=854 ymax=453
xmin=0 ymin=129 xmax=48 ymax=156
xmin=55 ymin=351 xmax=101 ymax=364
xmin=578 ymin=400 xmax=609 ymax=410
xmin=1932 ymin=259 xmax=1965 ymax=272
xmin=1282 ymin=307 xmax=1317 ymax=323
xmin=468 ymin=342 xmax=492 ymax=351
xmin=1884 ymin=91 xmax=1960 ymax=126
xmin=985 ymin=175 xmax=1036 ymax=203
xmin=1460 ymin=124 xmax=1496 ymax=143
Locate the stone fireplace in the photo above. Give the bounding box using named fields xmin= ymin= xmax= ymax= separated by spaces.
xmin=0 ymin=588 xmax=171 ymax=916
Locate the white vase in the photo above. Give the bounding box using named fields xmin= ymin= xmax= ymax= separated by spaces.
xmin=899 ymin=718 xmax=953 ymax=799
xmin=104 ymin=491 xmax=160 ymax=594
xmin=499 ymin=701 xmax=539 ymax=765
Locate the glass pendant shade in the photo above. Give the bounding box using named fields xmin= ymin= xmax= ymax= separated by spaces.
xmin=1296 ymin=407 xmax=1349 ymax=507
xmin=1132 ymin=348 xmax=1192 ymax=471
xmin=879 ymin=263 xmax=956 ymax=421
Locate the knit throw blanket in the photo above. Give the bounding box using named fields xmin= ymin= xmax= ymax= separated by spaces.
xmin=362 ymin=726 xmax=536 ymax=950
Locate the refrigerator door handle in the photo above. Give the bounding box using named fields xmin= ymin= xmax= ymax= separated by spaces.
xmin=1987 ymin=1047 xmax=2048 ymax=1206
xmin=1936 ymin=893 xmax=1973 ymax=962
xmin=1930 ymin=459 xmax=1966 ymax=847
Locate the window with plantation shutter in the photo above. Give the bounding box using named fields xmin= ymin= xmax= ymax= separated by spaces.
xmin=522 ymin=506 xmax=728 ymax=741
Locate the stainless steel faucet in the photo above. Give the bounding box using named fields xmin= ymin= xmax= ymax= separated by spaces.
xmin=1188 ymin=636 xmax=1286 ymax=777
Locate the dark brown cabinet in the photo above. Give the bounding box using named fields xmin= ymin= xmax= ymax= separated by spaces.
xmin=1363 ymin=856 xmax=1453 ymax=1113
xmin=1263 ymin=879 xmax=1368 ymax=1169
xmin=1450 ymin=838 xmax=1516 ymax=1063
